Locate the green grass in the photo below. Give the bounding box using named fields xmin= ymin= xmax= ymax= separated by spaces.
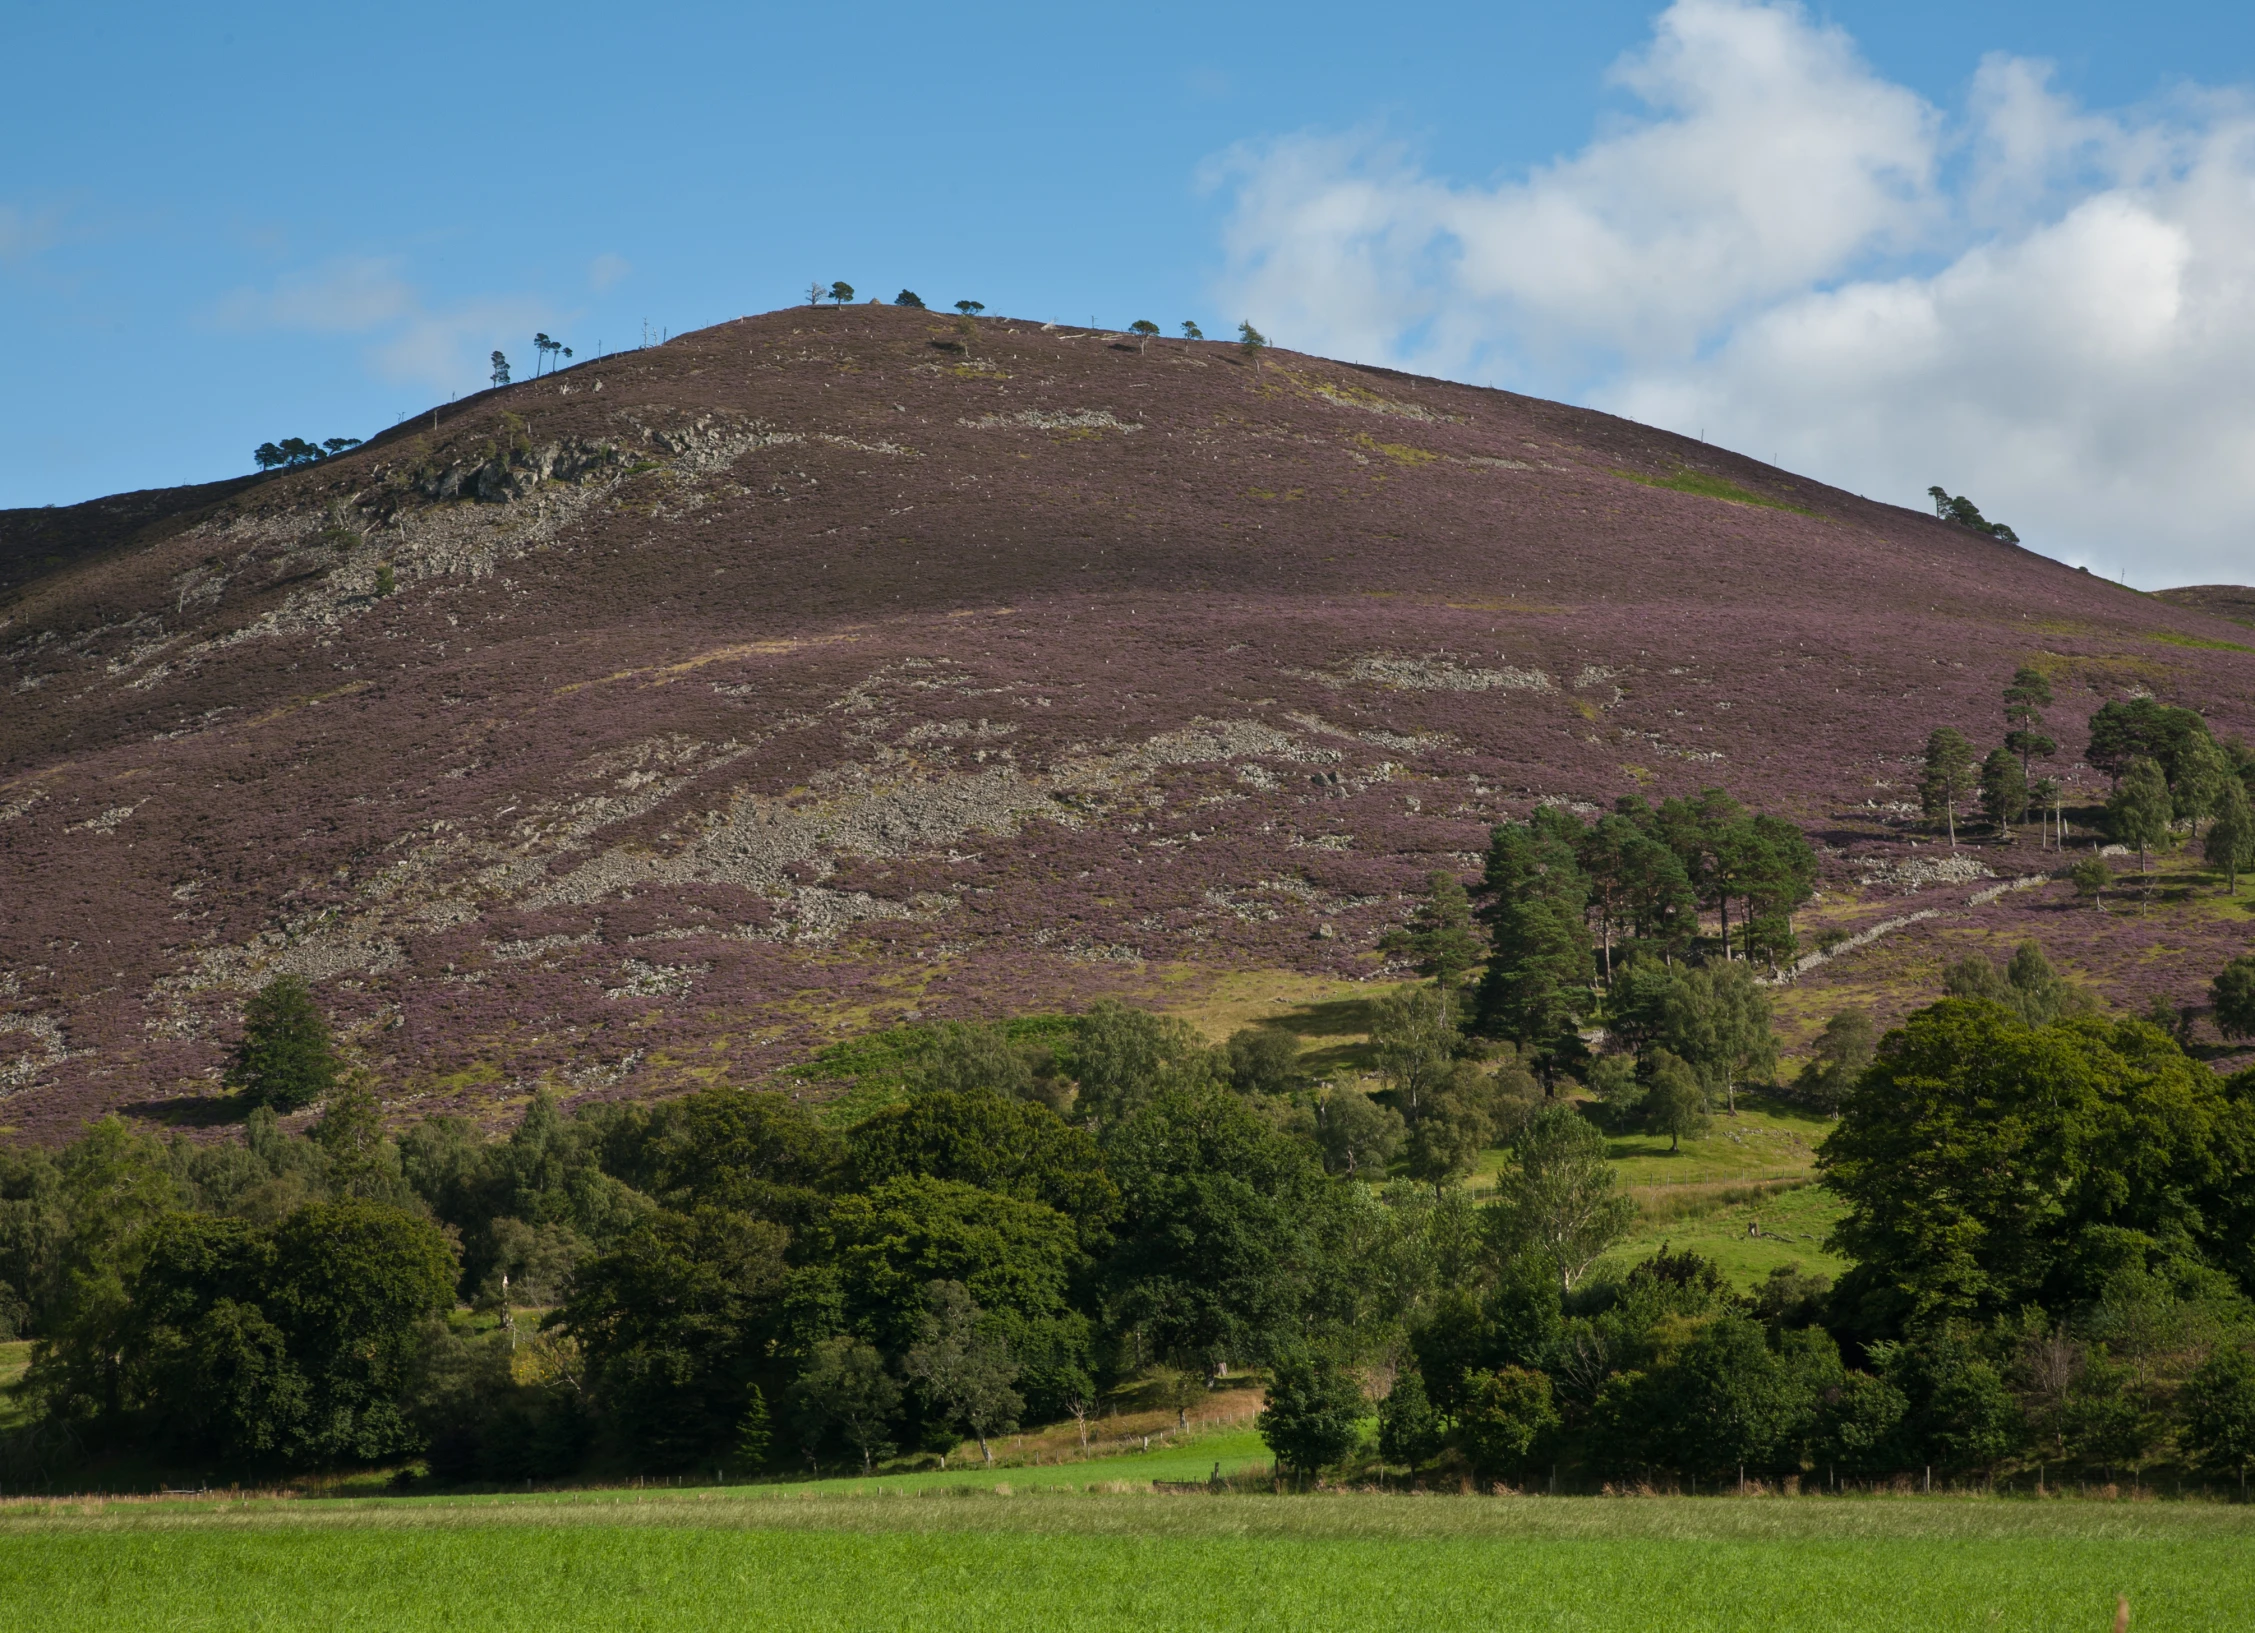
xmin=3 ymin=1487 xmax=2249 ymax=1631
xmin=1610 ymin=466 xmax=1818 ymax=516
xmin=1598 ymin=1178 xmax=1850 ymax=1286
xmin=2146 ymin=630 xmax=2255 ymax=654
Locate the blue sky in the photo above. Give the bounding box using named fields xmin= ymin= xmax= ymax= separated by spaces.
xmin=7 ymin=1 xmax=2255 ymax=584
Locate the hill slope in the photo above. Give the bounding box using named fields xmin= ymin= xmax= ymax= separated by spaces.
xmin=3 ymin=306 xmax=2251 ymax=1134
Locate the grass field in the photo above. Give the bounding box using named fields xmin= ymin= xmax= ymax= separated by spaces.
xmin=2 ymin=1484 xmax=2246 ymax=1631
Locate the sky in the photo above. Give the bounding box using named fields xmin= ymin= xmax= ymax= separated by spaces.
xmin=6 ymin=0 xmax=2255 ymax=587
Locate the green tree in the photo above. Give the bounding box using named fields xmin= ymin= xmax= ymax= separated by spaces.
xmin=1223 ymin=1027 xmax=1306 ymax=1099
xmin=1128 ymin=319 xmax=1160 ymax=352
xmin=2206 ymin=774 xmax=2254 ymax=894
xmin=2183 ymin=1344 xmax=2255 ymax=1491
xmin=1237 ymin=320 xmax=1267 ymax=371
xmin=1104 ymin=1087 xmax=1327 ymax=1374
xmin=1458 ymin=1365 xmax=1560 ymax=1484
xmin=1821 ymin=1001 xmax=2237 ymax=1329
xmin=844 ymin=1088 xmax=1115 ymax=1243
xmin=1381 ymin=870 xmax=1485 ymax=1004
xmin=228 ymin=976 xmax=339 ymax=1112
xmin=828 ymin=281 xmax=854 ymax=306
xmin=1642 ymin=1313 xmax=1840 ymax=1481
xmin=1256 ymin=1349 xmax=1364 ymax=1478
xmin=894 ymin=290 xmax=926 ymax=308
xmin=1487 ymin=1105 xmax=1634 ymax=1295
xmin=903 ymin=1280 xmax=1022 ymax=1465
xmin=1302 ymin=1079 xmax=1404 ymax=1179
xmin=824 ymin=1176 xmax=1082 ymax=1355
xmin=1661 ymin=960 xmax=1775 ymax=1113
xmin=1474 ymin=819 xmax=1596 ymax=1071
xmin=1927 ymin=486 xmax=2019 ymax=543
xmin=555 ymin=1207 xmax=793 ymax=1469
xmin=2069 ymin=854 xmax=2111 ymax=909
xmin=1070 ymin=1001 xmax=1213 ymax=1130
xmin=2107 ymin=757 xmax=2173 ymax=872
xmin=954 ymin=300 xmax=984 ymax=316
xmin=1979 ymin=747 xmax=2028 ymax=838
xmin=1940 ymin=940 xmax=2081 ymax=1027
xmin=789 ymin=1335 xmax=900 ymax=1472
xmin=2087 ymin=697 xmax=2213 ymax=792
xmin=1644 ymin=1048 xmax=1710 ymax=1151
xmin=1180 ymin=320 xmax=1204 ymax=340
xmin=2213 ymin=955 xmax=2255 ymax=1042
xmin=490 ymin=350 xmax=509 ymax=386
xmin=2003 ymin=666 xmax=2057 ymax=777
xmin=1794 ymin=1010 xmax=1876 ymax=1112
xmin=1377 ymin=1368 xmax=1444 ymax=1467
xmin=310 ymin=1074 xmax=399 ymax=1201
xmin=1369 ymin=983 xmax=1460 ymax=1125
xmin=1920 ymin=728 xmax=1978 ymax=847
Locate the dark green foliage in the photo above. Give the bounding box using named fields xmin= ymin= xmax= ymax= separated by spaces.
xmin=254 ymin=436 xmax=357 ymax=471
xmin=1822 ymin=1002 xmax=2242 ymax=1331
xmin=1237 ymin=320 xmax=1267 ymax=367
xmin=1577 ymin=814 xmax=1696 ymax=982
xmin=1979 ymin=747 xmax=2027 ymax=834
xmin=1380 ymin=871 xmax=1485 ymax=997
xmin=1926 ymin=486 xmax=2019 ymax=544
xmin=1409 ymin=1257 xmax=1565 ymax=1415
xmin=828 ymin=281 xmax=854 ymax=306
xmin=2107 ymin=757 xmax=2173 ymax=870
xmin=228 ymin=976 xmax=339 ymax=1111
xmin=1643 ymin=1048 xmax=1709 ymax=1150
xmin=1458 ymin=1366 xmax=1559 ymax=1482
xmin=614 ymin=1085 xmax=841 ymax=1226
xmin=788 ymin=1334 xmax=899 ymax=1471
xmin=1600 ymin=1312 xmax=1840 ymax=1481
xmin=1180 ymin=320 xmax=1204 ymax=339
xmin=1223 ymin=1027 xmax=1306 ymax=1099
xmin=1256 ymin=1349 xmax=1364 ymax=1476
xmin=1794 ymin=1010 xmax=1875 ymax=1111
xmin=2002 ymin=666 xmax=2056 ymax=776
xmin=553 ymin=1207 xmax=791 ymax=1470
xmin=954 ymin=300 xmax=984 ymax=316
xmin=2183 ymin=1344 xmax=2255 ymax=1486
xmin=894 ymin=290 xmax=925 ymax=308
xmin=1919 ymin=728 xmax=1978 ymax=846
xmin=1811 ymin=1369 xmax=1908 ymax=1477
xmin=2207 ymin=775 xmax=2254 ymax=893
xmin=2086 ymin=697 xmax=2212 ymax=791
xmin=36 ymin=1201 xmax=455 ymax=1469
xmin=1104 ymin=1087 xmax=1326 ymax=1372
xmin=844 ymin=1089 xmax=1115 ymax=1243
xmin=2215 ymin=956 xmax=2255 ymax=1042
xmin=1880 ymin=1326 xmax=2024 ymax=1476
xmin=1486 ymin=1105 xmax=1635 ymax=1296
xmin=902 ymin=1280 xmax=1023 ymax=1463
xmin=823 ymin=1175 xmax=1082 ymax=1355
xmin=1377 ymin=1368 xmax=1444 ymax=1467
xmin=411 ymin=1324 xmax=593 ymax=1485
xmin=1586 ymin=1054 xmax=1646 ymax=1129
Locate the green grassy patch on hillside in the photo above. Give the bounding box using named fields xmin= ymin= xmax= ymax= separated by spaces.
xmin=2 ymin=1490 xmax=2248 ymax=1632
xmin=2146 ymin=629 xmax=2255 ymax=653
xmin=1610 ymin=466 xmax=1817 ymax=515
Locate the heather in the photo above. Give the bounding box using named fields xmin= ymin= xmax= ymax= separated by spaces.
xmin=2 ymin=306 xmax=2252 ymax=1135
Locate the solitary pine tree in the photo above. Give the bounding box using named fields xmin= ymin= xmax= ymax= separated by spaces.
xmin=1180 ymin=320 xmax=1204 ymax=339
xmin=1920 ymin=727 xmax=1978 ymax=847
xmin=828 ymin=281 xmax=855 ymax=307
xmin=2003 ymin=666 xmax=2057 ymax=777
xmin=2214 ymin=955 xmax=2255 ymax=1042
xmin=1129 ymin=319 xmax=1159 ymax=352
xmin=2108 ymin=758 xmax=2173 ymax=872
xmin=1237 ymin=320 xmax=1267 ymax=372
xmin=894 ymin=290 xmax=926 ymax=308
xmin=229 ymin=975 xmax=340 ymax=1111
xmin=954 ymin=300 xmax=984 ymax=316
xmin=490 ymin=350 xmax=510 ymax=387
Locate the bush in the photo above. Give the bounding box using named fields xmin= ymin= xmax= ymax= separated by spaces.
xmin=1257 ymin=1350 xmax=1363 ymax=1477
xmin=1456 ymin=1366 xmax=1558 ymax=1483
xmin=2213 ymin=955 xmax=2255 ymax=1042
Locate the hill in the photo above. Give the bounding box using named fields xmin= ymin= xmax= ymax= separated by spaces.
xmin=3 ymin=305 xmax=2251 ymax=1135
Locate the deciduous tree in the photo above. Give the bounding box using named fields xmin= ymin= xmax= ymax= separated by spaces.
xmin=1486 ymin=1105 xmax=1633 ymax=1295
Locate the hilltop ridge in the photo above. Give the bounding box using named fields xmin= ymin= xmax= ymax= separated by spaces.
xmin=2 ymin=304 xmax=2250 ymax=1133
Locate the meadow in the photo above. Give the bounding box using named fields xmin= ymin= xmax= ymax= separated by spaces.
xmin=2 ymin=1482 xmax=2247 ymax=1632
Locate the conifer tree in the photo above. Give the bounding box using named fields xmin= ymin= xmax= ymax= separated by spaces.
xmin=2003 ymin=666 xmax=2056 ymax=777
xmin=2206 ymin=775 xmax=2254 ymax=894
xmin=2107 ymin=758 xmax=2173 ymax=872
xmin=1979 ymin=747 xmax=2027 ymax=839
xmin=1380 ymin=871 xmax=1484 ymax=1010
xmin=228 ymin=975 xmax=340 ymax=1111
xmin=1920 ymin=728 xmax=1978 ymax=847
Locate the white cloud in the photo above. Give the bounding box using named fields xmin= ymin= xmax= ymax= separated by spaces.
xmin=1208 ymin=0 xmax=2255 ymax=587
xmin=588 ymin=252 xmax=632 ymax=292
xmin=212 ymin=257 xmax=552 ymax=392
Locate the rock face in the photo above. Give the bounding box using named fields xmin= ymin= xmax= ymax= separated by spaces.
xmin=2 ymin=306 xmax=2250 ymax=1135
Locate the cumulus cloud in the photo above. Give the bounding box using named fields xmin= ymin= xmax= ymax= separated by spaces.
xmin=1208 ymin=0 xmax=2255 ymax=587
xmin=212 ymin=257 xmax=552 ymax=393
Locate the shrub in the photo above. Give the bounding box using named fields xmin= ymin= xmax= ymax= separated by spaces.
xmin=1456 ymin=1365 xmax=1558 ymax=1483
